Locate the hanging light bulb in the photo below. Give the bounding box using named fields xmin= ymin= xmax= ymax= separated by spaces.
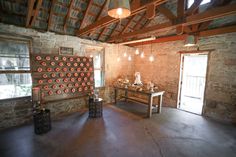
xmin=135 ymin=48 xmax=139 ymax=55
xmin=128 ymin=55 xmax=132 ymax=61
xmin=123 ymin=52 xmax=127 ymax=57
xmin=140 ymin=52 xmax=144 ymax=58
xmin=89 ymin=54 xmax=93 ymax=58
xmin=117 ymin=57 xmax=120 ymax=62
xmin=149 ymin=55 xmax=154 ymax=62
xmin=149 ymin=43 xmax=154 ymax=62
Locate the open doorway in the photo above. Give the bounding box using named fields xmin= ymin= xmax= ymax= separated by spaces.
xmin=178 ymin=53 xmax=208 ymax=115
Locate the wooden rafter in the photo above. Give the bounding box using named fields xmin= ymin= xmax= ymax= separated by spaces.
xmin=29 ymin=0 xmax=43 ymax=27
xmin=26 ymin=0 xmax=35 ymax=27
xmin=64 ymin=0 xmax=75 ymax=32
xmin=97 ymin=27 xmax=106 ymax=40
xmin=79 ymin=0 xmax=93 ymax=30
xmin=47 ymin=0 xmax=56 ymax=31
xmin=76 ymin=0 xmax=167 ymax=36
xmin=94 ymin=0 xmax=108 ymax=22
xmin=105 ymin=22 xmax=119 ymax=41
xmin=133 ymin=13 xmax=146 ymax=30
xmin=119 ymin=15 xmax=136 ymax=35
xmin=157 ymin=5 xmax=176 ymax=21
xmin=109 ymin=3 xmax=236 ymax=41
xmin=176 ymin=0 xmax=185 ymax=34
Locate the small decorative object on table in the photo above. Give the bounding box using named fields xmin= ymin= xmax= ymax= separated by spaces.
xmin=89 ymin=98 xmax=103 ymax=118
xmin=32 ymin=87 xmax=51 ymax=134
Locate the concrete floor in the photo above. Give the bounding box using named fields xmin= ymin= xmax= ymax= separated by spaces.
xmin=0 ymin=102 xmax=236 ymax=157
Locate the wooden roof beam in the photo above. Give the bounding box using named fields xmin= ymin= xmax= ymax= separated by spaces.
xmin=176 ymin=0 xmax=185 ymax=34
xmin=97 ymin=27 xmax=106 ymax=40
xmin=64 ymin=0 xmax=75 ymax=32
xmin=157 ymin=5 xmax=176 ymax=21
xmin=25 ymin=0 xmax=35 ymax=27
xmin=109 ymin=3 xmax=236 ymax=41
xmin=48 ymin=0 xmax=56 ymax=31
xmin=76 ymin=0 xmax=167 ymax=36
xmin=29 ymin=0 xmax=43 ymax=27
xmin=94 ymin=0 xmax=108 ymax=22
xmin=79 ymin=0 xmax=93 ymax=29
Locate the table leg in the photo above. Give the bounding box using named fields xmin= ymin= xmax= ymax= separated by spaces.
xmin=125 ymin=90 xmax=128 ymax=102
xmin=114 ymin=88 xmax=117 ymax=104
xmin=148 ymin=95 xmax=153 ymax=118
xmin=158 ymin=95 xmax=163 ymax=113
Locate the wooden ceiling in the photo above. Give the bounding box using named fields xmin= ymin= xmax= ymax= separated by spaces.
xmin=0 ymin=0 xmax=236 ymax=44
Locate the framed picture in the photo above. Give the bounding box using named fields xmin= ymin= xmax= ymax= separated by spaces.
xmin=59 ymin=47 xmax=73 ymax=55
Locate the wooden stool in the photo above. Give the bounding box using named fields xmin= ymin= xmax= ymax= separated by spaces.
xmin=89 ymin=98 xmax=103 ymax=118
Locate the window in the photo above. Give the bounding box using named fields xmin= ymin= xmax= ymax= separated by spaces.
xmin=187 ymin=0 xmax=211 ymax=8
xmin=0 ymin=37 xmax=32 ymax=100
xmin=85 ymin=47 xmax=105 ymax=88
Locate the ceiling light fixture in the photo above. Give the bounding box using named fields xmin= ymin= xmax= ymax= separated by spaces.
xmin=108 ymin=0 xmax=131 ymax=19
xmin=149 ymin=43 xmax=154 ymax=62
xmin=135 ymin=48 xmax=139 ymax=55
xmin=119 ymin=36 xmax=156 ymax=45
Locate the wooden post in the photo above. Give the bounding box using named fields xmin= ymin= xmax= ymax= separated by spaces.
xmin=148 ymin=95 xmax=153 ymax=118
xmin=114 ymin=88 xmax=117 ymax=104
xmin=158 ymin=95 xmax=163 ymax=113
xmin=125 ymin=89 xmax=128 ymax=102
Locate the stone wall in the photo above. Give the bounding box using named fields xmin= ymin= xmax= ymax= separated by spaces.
xmin=0 ymin=23 xmax=134 ymax=129
xmin=134 ymin=33 xmax=236 ymax=123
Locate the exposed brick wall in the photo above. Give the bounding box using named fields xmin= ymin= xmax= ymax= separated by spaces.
xmin=0 ymin=23 xmax=134 ymax=129
xmin=134 ymin=33 xmax=236 ymax=123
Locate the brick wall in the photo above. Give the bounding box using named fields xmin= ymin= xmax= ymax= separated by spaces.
xmin=134 ymin=33 xmax=236 ymax=123
xmin=0 ymin=23 xmax=134 ymax=129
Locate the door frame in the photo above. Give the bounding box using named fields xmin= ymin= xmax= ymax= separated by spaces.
xmin=177 ymin=50 xmax=211 ymax=115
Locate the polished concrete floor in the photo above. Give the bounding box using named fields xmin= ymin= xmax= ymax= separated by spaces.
xmin=1 ymin=102 xmax=236 ymax=157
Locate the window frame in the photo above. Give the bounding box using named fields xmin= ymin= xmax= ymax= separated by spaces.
xmin=85 ymin=46 xmax=105 ymax=88
xmin=0 ymin=35 xmax=33 ymax=100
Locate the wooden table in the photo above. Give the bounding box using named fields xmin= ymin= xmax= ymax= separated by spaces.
xmin=114 ymin=87 xmax=165 ymax=118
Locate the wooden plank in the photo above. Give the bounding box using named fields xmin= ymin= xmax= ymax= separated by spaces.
xmin=111 ymin=3 xmax=236 ymax=41
xmin=25 ymin=0 xmax=35 ymax=27
xmin=29 ymin=0 xmax=43 ymax=27
xmin=146 ymin=4 xmax=156 ymax=19
xmin=64 ymin=0 xmax=75 ymax=32
xmin=79 ymin=0 xmax=93 ymax=29
xmin=94 ymin=0 xmax=108 ymax=22
xmin=186 ymin=0 xmax=203 ymax=16
xmin=48 ymin=0 xmax=56 ymax=31
xmin=76 ymin=0 xmax=167 ymax=36
xmin=157 ymin=5 xmax=176 ymax=21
